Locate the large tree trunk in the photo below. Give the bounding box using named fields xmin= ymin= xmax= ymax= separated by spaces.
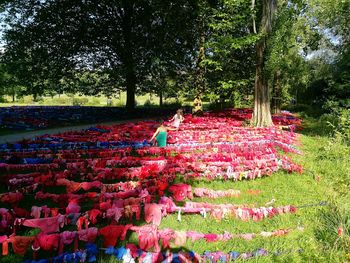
xmin=252 ymin=0 xmax=276 ymax=127
xmin=122 ymin=0 xmax=136 ymax=111
xmin=125 ymin=64 xmax=136 ymax=111
xmin=159 ymin=90 xmax=163 ymax=107
xmin=12 ymin=87 xmax=15 ymax=102
xmin=253 ymin=38 xmax=272 ymax=126
xmin=251 ymin=0 xmax=257 ymax=34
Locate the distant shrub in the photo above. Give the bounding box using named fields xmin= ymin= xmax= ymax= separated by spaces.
xmin=113 ymin=100 xmax=125 ymax=107
xmin=336 ymin=109 xmax=350 ymax=144
xmin=143 ymin=99 xmax=156 ymax=108
xmin=162 ymin=101 xmax=182 ymax=109
xmin=89 ymin=97 xmax=102 ymax=106
xmin=16 ymin=95 xmax=34 ymax=104
xmin=72 ymin=97 xmax=89 ymax=106
xmin=33 ymin=96 xmax=44 ymax=103
xmin=207 ymin=101 xmax=233 ymax=111
xmin=318 ymin=107 xmax=350 ymax=145
xmin=50 ymin=97 xmax=71 ymax=105
xmin=315 ymin=113 xmax=338 ymax=136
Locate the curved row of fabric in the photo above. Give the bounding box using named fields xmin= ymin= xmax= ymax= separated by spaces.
xmin=0 ymin=111 xmax=302 ymax=262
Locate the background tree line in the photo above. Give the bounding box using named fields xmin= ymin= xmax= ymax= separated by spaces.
xmin=0 ymin=0 xmax=349 ymax=126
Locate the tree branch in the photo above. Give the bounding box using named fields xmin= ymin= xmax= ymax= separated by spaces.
xmin=251 ymin=0 xmax=256 ymax=34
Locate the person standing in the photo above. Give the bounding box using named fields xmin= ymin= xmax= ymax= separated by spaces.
xmin=169 ymin=109 xmax=184 ymax=129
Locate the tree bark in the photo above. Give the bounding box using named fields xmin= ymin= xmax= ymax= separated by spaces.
xmin=252 ymin=0 xmax=276 ymax=127
xmin=12 ymin=87 xmax=15 ymax=102
xmin=121 ymin=1 xmax=136 ymax=111
xmin=251 ymin=0 xmax=257 ymax=34
xmin=253 ymin=38 xmax=273 ymax=126
xmin=125 ymin=65 xmax=136 ymax=111
xmin=159 ymin=90 xmax=163 ymax=107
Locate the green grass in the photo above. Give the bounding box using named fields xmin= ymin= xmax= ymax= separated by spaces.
xmin=99 ymin=120 xmax=349 ymax=262
xmin=133 ymin=117 xmax=348 ymax=262
xmin=0 ymin=93 xmax=200 ymax=108
xmin=0 ymin=93 xmax=179 ymax=107
xmin=1 ymin=116 xmax=350 ymax=262
xmin=156 ymin=165 xmax=330 ymax=260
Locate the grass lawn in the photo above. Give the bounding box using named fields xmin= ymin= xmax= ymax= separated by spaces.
xmin=0 ymin=93 xmax=185 ymax=107
xmin=97 ymin=118 xmax=350 ymax=262
xmin=1 ymin=116 xmax=349 ymax=263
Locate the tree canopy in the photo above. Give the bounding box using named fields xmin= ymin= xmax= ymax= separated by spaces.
xmin=0 ymin=0 xmax=349 ymax=123
xmin=2 ymin=0 xmax=198 ymax=109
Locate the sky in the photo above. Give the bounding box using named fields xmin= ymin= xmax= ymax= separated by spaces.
xmin=305 ymin=27 xmax=341 ymax=62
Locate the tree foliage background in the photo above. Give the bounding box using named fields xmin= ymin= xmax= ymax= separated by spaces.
xmin=0 ymin=0 xmax=349 ymax=114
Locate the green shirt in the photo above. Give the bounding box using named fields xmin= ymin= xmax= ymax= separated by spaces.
xmin=156 ymin=130 xmax=167 ymax=147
